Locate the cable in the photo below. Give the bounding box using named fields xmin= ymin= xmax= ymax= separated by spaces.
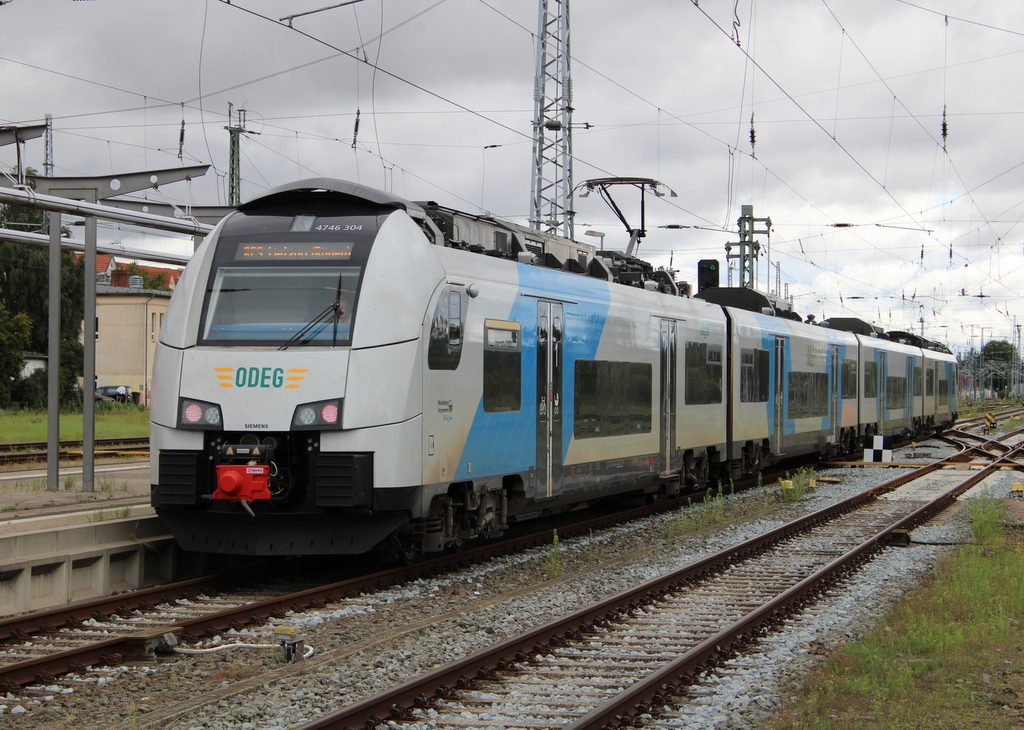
xmin=895 ymin=1 xmax=1024 ymax=38
xmin=198 ymin=0 xmax=221 ymax=204
xmin=173 ymin=641 xmax=316 ymax=660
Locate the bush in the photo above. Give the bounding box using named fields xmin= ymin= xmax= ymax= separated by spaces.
xmin=10 ymin=369 xmax=46 ymax=409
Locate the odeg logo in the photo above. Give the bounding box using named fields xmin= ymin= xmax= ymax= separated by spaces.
xmin=215 ymin=367 xmax=309 ymax=389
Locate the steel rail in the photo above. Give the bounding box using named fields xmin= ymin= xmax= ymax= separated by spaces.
xmin=0 ymin=567 xmax=268 ymax=643
xmin=955 ymin=406 xmax=1024 ymax=429
xmin=0 ymin=438 xmax=148 ymax=454
xmin=291 ymin=445 xmax=997 ymax=730
xmin=0 ymin=437 xmax=150 ymax=466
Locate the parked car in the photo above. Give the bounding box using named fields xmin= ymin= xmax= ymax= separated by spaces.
xmin=95 ymin=385 xmax=133 ymax=403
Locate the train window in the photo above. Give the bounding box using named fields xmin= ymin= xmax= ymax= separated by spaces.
xmin=201 ymin=266 xmax=360 ymax=344
xmin=841 ymin=359 xmax=858 ymax=399
xmin=574 ymin=360 xmax=652 ymax=438
xmin=926 ymin=367 xmax=935 ymax=396
xmin=863 ymin=360 xmax=878 ymax=398
xmin=427 ymin=288 xmax=463 ymax=370
xmin=483 ymin=321 xmax=521 ymax=413
xmin=886 ymin=376 xmax=908 ymax=409
xmin=684 ymin=342 xmax=722 ymax=405
xmin=740 ymin=348 xmax=769 ymax=403
xmin=938 ymin=378 xmax=949 ymax=405
xmin=787 ymin=372 xmax=829 ymax=419
xmin=913 ymin=366 xmax=923 ymax=396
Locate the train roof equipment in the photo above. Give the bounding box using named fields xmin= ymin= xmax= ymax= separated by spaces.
xmin=820 ymin=317 xmax=883 ymax=336
xmin=694 ymin=285 xmax=801 ymax=321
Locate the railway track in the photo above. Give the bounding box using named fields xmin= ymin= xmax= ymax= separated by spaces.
xmin=0 ymin=428 xmax=1007 ymax=699
xmin=0 ymin=438 xmax=149 ymax=467
xmin=292 ymin=442 xmax=1013 ymax=730
xmin=0 ymin=485 xmax=717 ymax=695
xmin=0 ymin=427 xmax=1012 ymax=724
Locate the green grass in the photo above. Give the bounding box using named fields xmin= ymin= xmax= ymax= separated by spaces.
xmin=767 ymin=492 xmax=1024 ymax=729
xmin=665 ymin=484 xmax=736 ymax=536
xmin=664 ymin=479 xmax=784 ymax=539
xmin=0 ymin=404 xmax=149 ymax=444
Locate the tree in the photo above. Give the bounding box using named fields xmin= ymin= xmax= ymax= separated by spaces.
xmin=0 ymin=302 xmax=31 ymax=407
xmin=0 ymin=171 xmax=85 ymax=406
xmin=978 ymin=339 xmax=1018 ymax=397
xmin=126 ymin=261 xmax=172 ymax=291
xmin=981 ymin=339 xmax=1017 ymax=364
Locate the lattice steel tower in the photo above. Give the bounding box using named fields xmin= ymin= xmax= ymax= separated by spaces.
xmin=529 ymin=0 xmax=574 ymax=239
xmin=225 ymin=103 xmax=256 ymax=207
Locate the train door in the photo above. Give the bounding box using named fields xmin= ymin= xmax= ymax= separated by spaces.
xmin=536 ymin=301 xmax=563 ymax=499
xmin=773 ymin=336 xmax=786 ymax=454
xmin=907 ymin=355 xmax=916 ymax=427
xmin=878 ymin=351 xmax=888 ymax=430
xmin=927 ymin=361 xmax=938 ymax=419
xmin=830 ymin=345 xmax=840 ymax=443
xmin=659 ymin=319 xmax=678 ymax=474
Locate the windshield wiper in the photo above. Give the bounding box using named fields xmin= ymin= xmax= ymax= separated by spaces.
xmin=278 ymin=300 xmax=344 ymax=351
xmin=332 ymin=273 xmax=343 ymax=347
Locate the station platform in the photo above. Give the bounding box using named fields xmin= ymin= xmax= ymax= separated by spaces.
xmin=0 ymin=460 xmax=153 ymax=520
xmin=0 ymin=461 xmax=212 ymax=617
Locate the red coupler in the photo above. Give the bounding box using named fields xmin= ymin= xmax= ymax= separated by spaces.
xmin=213 ymin=464 xmax=271 ymax=501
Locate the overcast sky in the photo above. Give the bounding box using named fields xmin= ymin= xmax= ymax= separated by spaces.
xmin=3 ymin=0 xmax=1024 ymax=355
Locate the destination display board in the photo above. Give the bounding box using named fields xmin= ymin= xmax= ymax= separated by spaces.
xmin=234 ymin=241 xmax=354 ymax=259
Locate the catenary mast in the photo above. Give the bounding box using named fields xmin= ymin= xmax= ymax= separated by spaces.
xmin=529 ymin=0 xmax=573 ymax=240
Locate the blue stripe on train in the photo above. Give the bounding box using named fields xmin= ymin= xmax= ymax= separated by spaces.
xmin=453 ymin=263 xmax=611 ymax=481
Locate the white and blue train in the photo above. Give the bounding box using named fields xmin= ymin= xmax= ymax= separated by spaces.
xmin=150 ymin=179 xmax=958 ymax=558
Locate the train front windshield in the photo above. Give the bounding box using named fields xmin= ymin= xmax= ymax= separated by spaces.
xmin=202 ymin=266 xmax=360 ymax=344
xmin=198 ymin=209 xmax=381 ymax=347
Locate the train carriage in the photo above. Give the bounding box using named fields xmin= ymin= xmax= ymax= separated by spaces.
xmin=869 ymin=337 xmax=923 ymax=441
xmin=150 ymin=178 xmax=958 ymax=559
xmin=724 ymin=308 xmax=862 ymax=475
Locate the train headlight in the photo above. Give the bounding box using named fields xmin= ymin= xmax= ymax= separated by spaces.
xmin=178 ymin=398 xmax=223 ymax=430
xmin=291 ymin=398 xmax=343 ymax=430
